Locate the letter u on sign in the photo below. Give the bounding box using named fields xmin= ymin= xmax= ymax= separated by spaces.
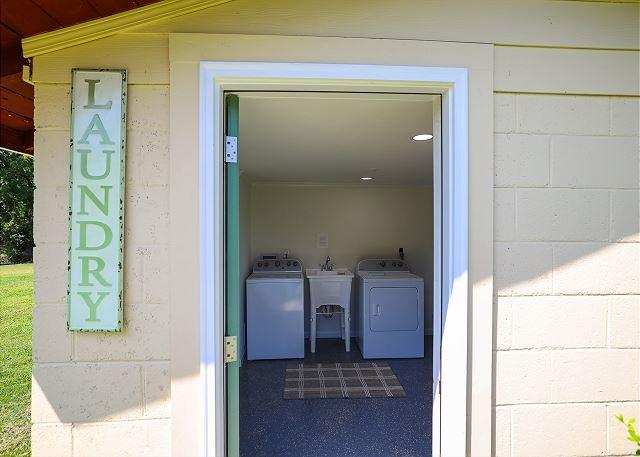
xmin=68 ymin=69 xmax=127 ymax=331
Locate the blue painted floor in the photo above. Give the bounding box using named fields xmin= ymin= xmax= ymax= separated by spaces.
xmin=240 ymin=337 xmax=433 ymax=457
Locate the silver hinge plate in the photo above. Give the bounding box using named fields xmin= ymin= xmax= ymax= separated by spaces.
xmin=224 ymin=335 xmax=237 ymax=363
xmin=225 ymin=136 xmax=237 ymax=163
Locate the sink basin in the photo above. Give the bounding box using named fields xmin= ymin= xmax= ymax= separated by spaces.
xmin=305 ymin=268 xmax=354 ymax=278
xmin=306 ymin=268 xmax=353 ymax=313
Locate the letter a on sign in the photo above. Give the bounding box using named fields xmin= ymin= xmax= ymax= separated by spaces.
xmin=68 ymin=69 xmax=127 ymax=331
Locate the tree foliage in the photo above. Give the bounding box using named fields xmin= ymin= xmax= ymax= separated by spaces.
xmin=0 ymin=150 xmax=34 ymax=264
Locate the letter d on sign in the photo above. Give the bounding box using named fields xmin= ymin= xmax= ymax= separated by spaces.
xmin=68 ymin=69 xmax=127 ymax=331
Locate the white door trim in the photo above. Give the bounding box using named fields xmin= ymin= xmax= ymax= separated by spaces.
xmin=198 ymin=61 xmax=468 ymax=457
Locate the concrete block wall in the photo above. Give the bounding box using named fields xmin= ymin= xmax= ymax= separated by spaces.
xmin=494 ymin=94 xmax=640 ymax=457
xmin=32 ymin=80 xmax=171 ymax=456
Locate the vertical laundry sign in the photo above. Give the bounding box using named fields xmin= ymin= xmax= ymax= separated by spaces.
xmin=68 ymin=70 xmax=127 ymax=331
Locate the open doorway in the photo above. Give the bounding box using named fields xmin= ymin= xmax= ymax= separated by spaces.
xmin=228 ymin=91 xmax=440 ymax=456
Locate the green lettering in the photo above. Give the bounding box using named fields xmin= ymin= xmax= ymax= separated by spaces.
xmin=77 ymin=221 xmax=112 ymax=251
xmin=78 ymin=114 xmax=114 ymax=145
xmin=78 ymin=291 xmax=108 ymax=322
xmin=77 ymin=149 xmax=114 ymax=180
xmin=83 ymin=79 xmax=112 ymax=110
xmin=78 ymin=185 xmax=111 ymax=216
xmin=78 ymin=256 xmax=111 ymax=287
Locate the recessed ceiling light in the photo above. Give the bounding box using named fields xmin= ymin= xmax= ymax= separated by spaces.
xmin=360 ymin=177 xmax=374 ymax=181
xmin=412 ymin=134 xmax=433 ymax=141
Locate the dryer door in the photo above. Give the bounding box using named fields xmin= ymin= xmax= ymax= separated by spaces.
xmin=369 ymin=287 xmax=419 ymax=332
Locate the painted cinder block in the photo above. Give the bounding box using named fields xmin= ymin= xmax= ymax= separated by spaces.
xmin=551 ymin=136 xmax=639 ymax=189
xmin=611 ymin=97 xmax=640 ymax=136
xmin=496 ymin=297 xmax=512 ymax=350
xmin=607 ymin=402 xmax=640 ymax=456
xmin=516 ymin=94 xmax=610 ymax=135
xmin=74 ymin=305 xmax=170 ymax=361
xmin=125 ymin=185 xmax=170 ymax=245
xmin=34 ymin=130 xmax=70 ymax=188
xmin=33 ymin=243 xmax=68 ymax=305
xmin=609 ymin=295 xmax=640 ymax=349
xmin=494 ymin=93 xmax=516 ymax=133
xmin=33 ymin=186 xmax=68 ymax=244
xmin=494 ymin=188 xmax=516 ymax=241
xmin=34 ymin=84 xmax=71 ymax=130
xmin=551 ymin=349 xmax=639 ymax=403
xmin=611 ymin=190 xmax=640 ymax=242
xmin=509 ymin=296 xmax=607 ymax=349
xmin=142 ymin=245 xmax=170 ymax=304
xmin=552 ymin=243 xmax=639 ymax=294
xmin=32 ymin=305 xmax=72 ymax=362
xmin=143 ymin=363 xmax=171 ymax=418
xmin=516 ymin=189 xmax=609 ymax=241
xmin=123 ymin=244 xmax=145 ymax=305
xmin=72 ymin=419 xmax=171 ymax=457
xmin=494 ymin=406 xmax=511 ymax=457
xmin=495 ymin=350 xmax=552 ymax=405
xmin=511 ymin=404 xmax=606 ymax=457
xmin=494 ymin=242 xmax=553 ymax=296
xmin=31 ymin=423 xmax=72 ymax=457
xmin=494 ymin=134 xmax=549 ymax=187
xmin=125 ymin=129 xmax=170 ymax=187
xmin=31 ymin=363 xmax=143 ymax=422
xmin=127 ymin=85 xmax=170 ymax=132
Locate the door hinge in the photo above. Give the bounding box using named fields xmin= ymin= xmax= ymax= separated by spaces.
xmin=224 ymin=335 xmax=237 ymax=363
xmin=225 ymin=136 xmax=238 ymax=163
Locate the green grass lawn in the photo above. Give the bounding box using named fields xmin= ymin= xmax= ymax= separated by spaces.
xmin=0 ymin=263 xmax=33 ymax=457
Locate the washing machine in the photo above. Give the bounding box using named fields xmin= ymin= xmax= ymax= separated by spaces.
xmin=355 ymin=259 xmax=424 ymax=358
xmin=246 ymin=257 xmax=304 ymax=360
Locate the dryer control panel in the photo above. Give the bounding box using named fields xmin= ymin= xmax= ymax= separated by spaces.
xmin=357 ymin=258 xmax=410 ymax=272
xmin=253 ymin=257 xmax=302 ymax=273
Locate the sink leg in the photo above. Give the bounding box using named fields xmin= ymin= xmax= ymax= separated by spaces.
xmin=310 ymin=312 xmax=316 ymax=353
xmin=345 ymin=309 xmax=350 ymax=352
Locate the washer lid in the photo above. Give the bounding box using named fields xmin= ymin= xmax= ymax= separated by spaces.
xmin=247 ymin=272 xmax=303 ymax=282
xmin=358 ymin=271 xmax=422 ymax=280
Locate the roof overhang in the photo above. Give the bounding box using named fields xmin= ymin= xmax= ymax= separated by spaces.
xmin=22 ymin=0 xmax=234 ymax=58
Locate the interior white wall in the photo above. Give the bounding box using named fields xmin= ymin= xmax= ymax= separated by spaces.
xmin=238 ymin=172 xmax=253 ymax=363
xmin=249 ymin=183 xmax=434 ymax=338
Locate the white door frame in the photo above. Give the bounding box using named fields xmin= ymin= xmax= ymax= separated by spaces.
xmin=199 ymin=61 xmax=468 ymax=457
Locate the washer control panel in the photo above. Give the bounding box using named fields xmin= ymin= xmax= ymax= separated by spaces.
xmin=357 ymin=258 xmax=410 ymax=272
xmin=253 ymin=258 xmax=302 ymax=273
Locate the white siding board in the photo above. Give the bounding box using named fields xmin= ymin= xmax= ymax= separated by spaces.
xmin=495 ymin=46 xmax=640 ymax=96
xmin=134 ymin=0 xmax=640 ymax=50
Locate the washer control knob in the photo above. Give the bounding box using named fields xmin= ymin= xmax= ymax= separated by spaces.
xmin=287 ymin=261 xmax=291 ymax=267
xmin=275 ymin=261 xmax=281 ymax=267
xmin=392 ymin=262 xmax=397 ymax=267
xmin=379 ymin=261 xmax=386 ymax=268
xmin=257 ymin=262 xmax=263 ymax=268
xmin=293 ymin=261 xmax=299 ymax=266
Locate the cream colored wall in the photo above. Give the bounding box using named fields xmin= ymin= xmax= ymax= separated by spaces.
xmin=249 ymin=183 xmax=434 ymax=337
xmin=493 ymin=94 xmax=640 ymax=457
xmin=32 ymin=59 xmax=172 ymax=456
xmin=30 ymin=1 xmax=639 ymax=456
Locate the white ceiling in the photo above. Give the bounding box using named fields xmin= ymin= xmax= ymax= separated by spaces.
xmin=238 ymin=92 xmax=437 ymax=185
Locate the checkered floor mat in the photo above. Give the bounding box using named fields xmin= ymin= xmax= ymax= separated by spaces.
xmin=284 ymin=362 xmax=406 ymax=399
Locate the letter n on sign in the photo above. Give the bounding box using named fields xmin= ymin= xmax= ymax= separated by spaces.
xmin=68 ymin=69 xmax=126 ymax=331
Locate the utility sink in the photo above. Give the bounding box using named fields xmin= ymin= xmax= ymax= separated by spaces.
xmin=306 ymin=268 xmax=354 ymax=308
xmin=306 ymin=269 xmax=354 ymax=353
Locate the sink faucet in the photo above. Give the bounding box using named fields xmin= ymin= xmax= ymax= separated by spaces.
xmin=321 ymin=256 xmax=334 ymax=271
